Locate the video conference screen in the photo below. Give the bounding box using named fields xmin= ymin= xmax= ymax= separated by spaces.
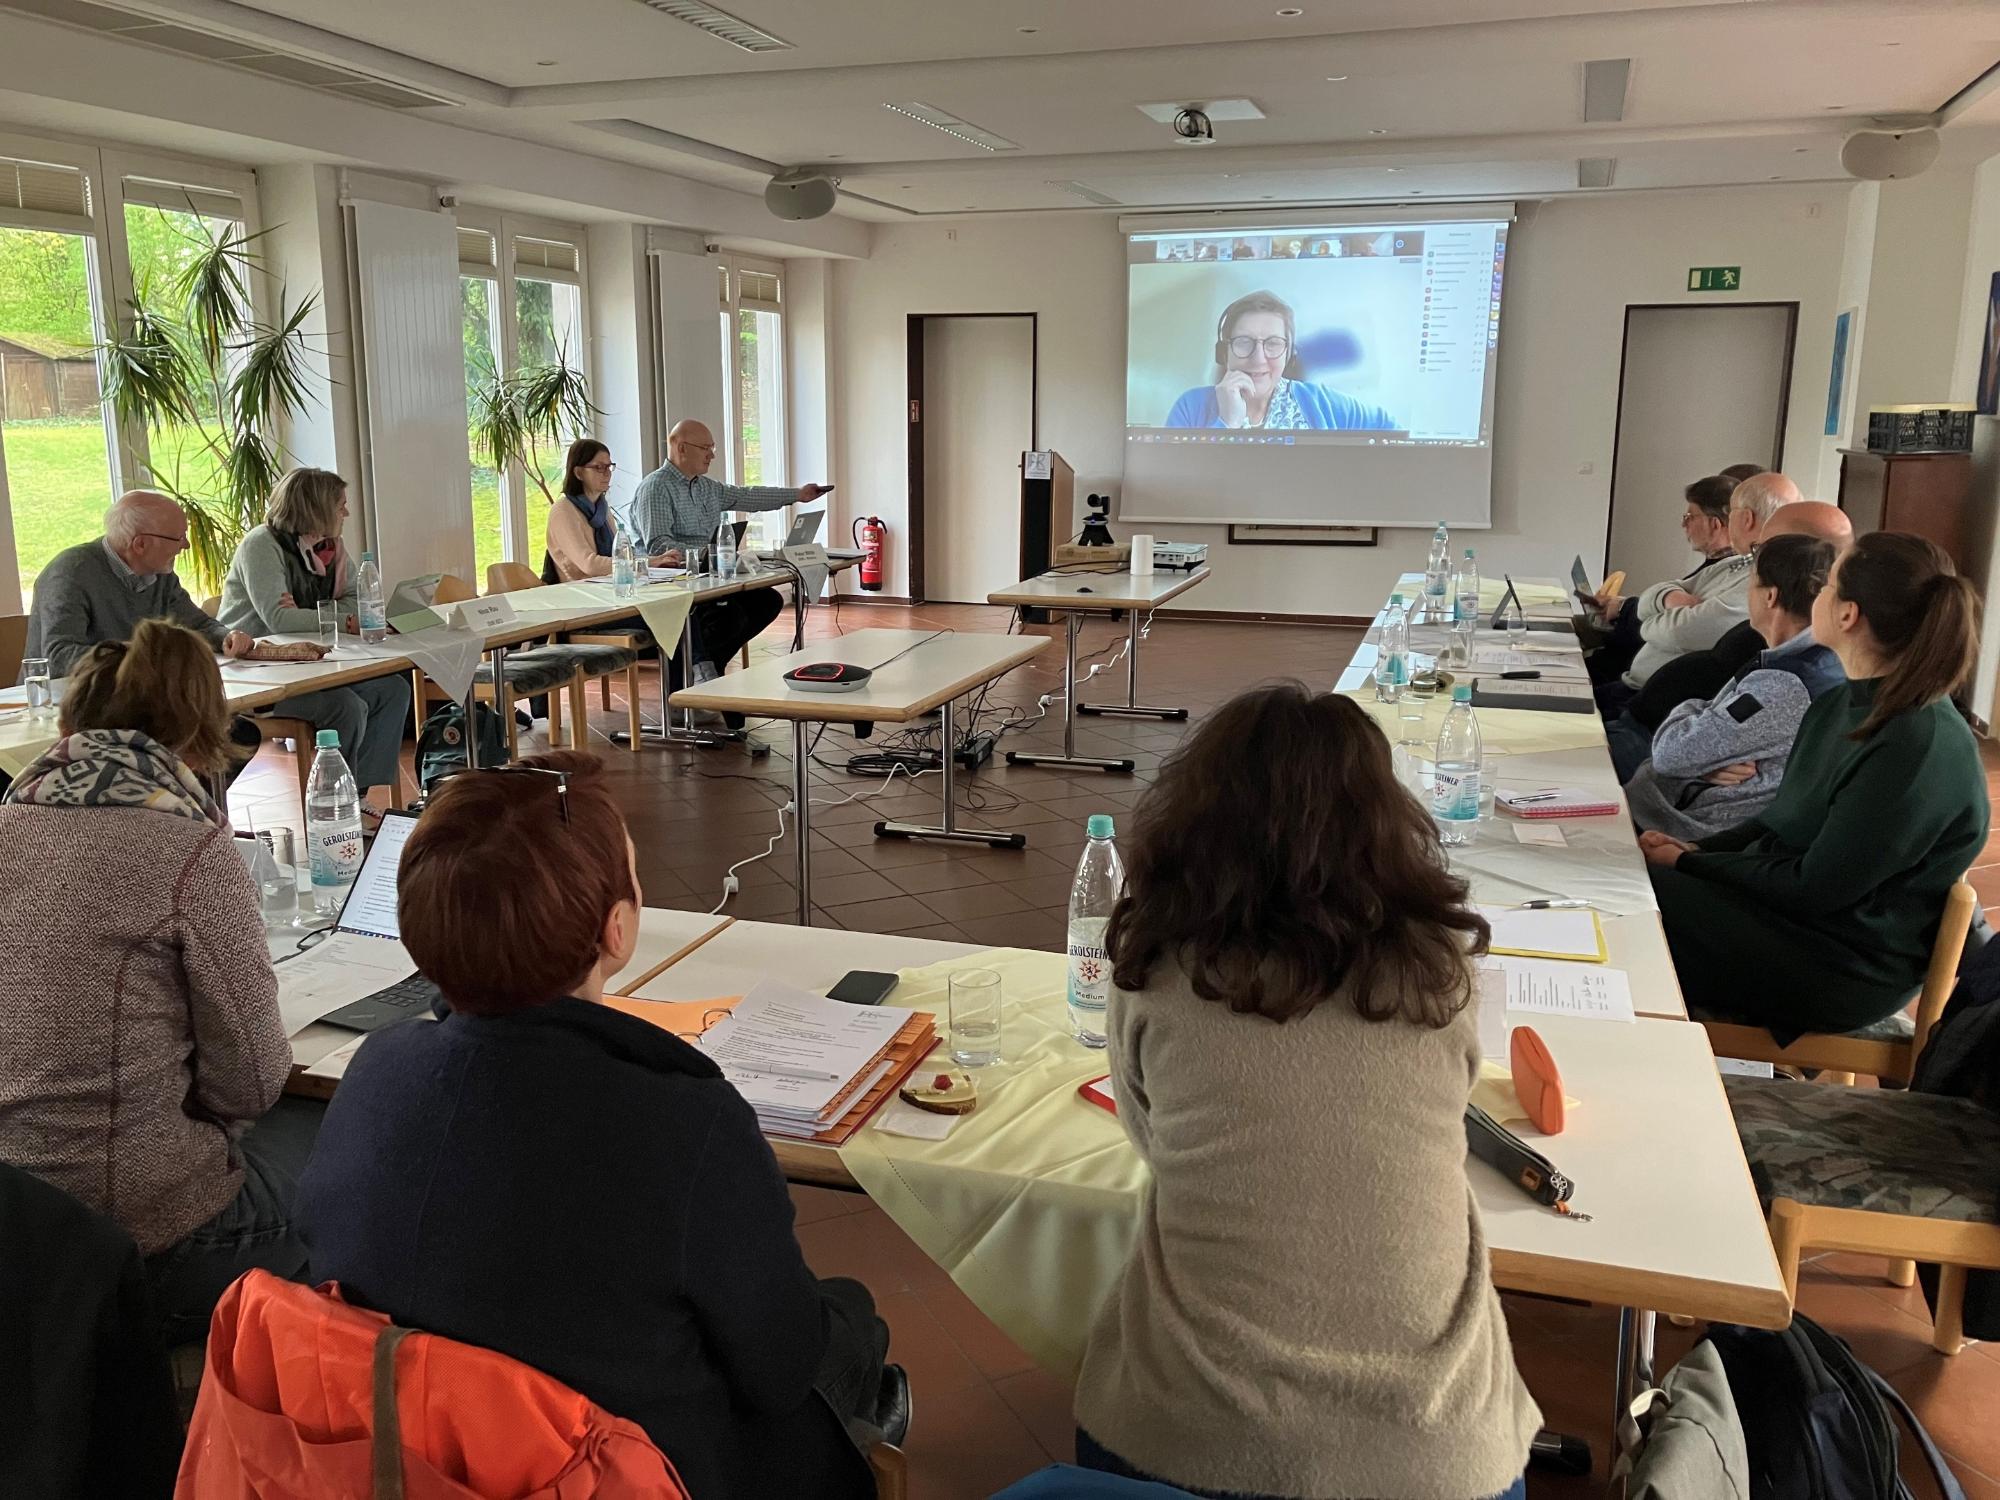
xmin=1121 ymin=216 xmax=1510 ymax=528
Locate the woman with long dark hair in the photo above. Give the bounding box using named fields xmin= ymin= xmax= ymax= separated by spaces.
xmin=1073 ymin=683 xmax=1538 ymax=1500
xmin=1645 ymin=531 xmax=1986 ymax=1036
xmin=543 ymin=437 xmax=676 ymax=583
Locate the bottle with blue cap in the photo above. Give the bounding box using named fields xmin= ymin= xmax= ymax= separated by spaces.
xmin=304 ymin=728 xmax=363 ymax=912
xmin=1067 ymin=814 xmax=1124 ymax=1048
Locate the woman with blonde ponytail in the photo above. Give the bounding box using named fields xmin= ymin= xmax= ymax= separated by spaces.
xmin=1643 ymin=532 xmax=1987 ymax=1037
xmin=0 ymin=620 xmax=319 ymax=1342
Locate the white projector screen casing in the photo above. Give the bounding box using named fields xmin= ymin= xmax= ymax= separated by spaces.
xmin=1120 ymin=207 xmax=1512 ymax=528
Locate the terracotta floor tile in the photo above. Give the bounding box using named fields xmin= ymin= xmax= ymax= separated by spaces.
xmin=795 ymin=1204 xmax=954 ymax=1297
xmin=884 ymin=859 xmax=1000 ymax=895
xmin=876 ymin=1289 xmax=988 ymax=1400
xmin=1889 ymin=1340 xmax=2000 ymax=1461
xmin=788 ymin=1183 xmax=873 ymax=1226
xmin=1793 ymin=1274 xmax=1941 ymax=1377
xmin=916 ymin=1277 xmax=1040 ymax=1385
xmin=809 ymin=869 xmax=908 ymax=908
xmin=953 ymin=909 xmax=1066 ymax=952
xmin=919 ymin=882 xmax=1034 ymax=923
xmin=990 ymin=1367 xmax=1080 ymax=1461
xmin=832 ymin=895 xmax=947 ymax=932
xmin=898 ymin=1380 xmax=1054 ymax=1500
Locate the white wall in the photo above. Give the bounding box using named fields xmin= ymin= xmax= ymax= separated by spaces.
xmin=586 ymin=222 xmax=658 ymax=528
xmin=1849 ymin=163 xmax=1978 ymax=421
xmin=785 ymin=257 xmax=836 ymax=490
xmin=260 ymin=163 xmax=364 ymax=493
xmin=1815 ymin=179 xmax=1878 ymax=499
xmin=825 ymin=185 xmax=1856 ymax=612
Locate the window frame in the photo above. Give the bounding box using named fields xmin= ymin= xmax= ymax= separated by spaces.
xmin=455 ymin=206 xmax=590 ymax=568
xmin=0 ymin=129 xmax=257 ymax=613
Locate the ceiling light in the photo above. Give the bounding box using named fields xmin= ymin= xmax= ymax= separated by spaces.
xmin=1368 ymin=128 xmax=1389 ymax=136
xmin=536 ymin=59 xmax=557 ymax=67
xmin=883 ymin=101 xmax=1020 ymax=152
xmin=1582 ymin=58 xmax=1631 ymax=124
xmin=632 ymin=0 xmax=791 ymax=54
xmin=1045 ymin=179 xmax=1122 ymax=206
xmin=1384 ymin=167 xmax=1400 ymax=173
xmin=1326 ymin=75 xmax=1348 ymax=82
xmin=1276 ymin=6 xmax=1303 ymax=15
xmin=1018 ymin=26 xmax=1038 ymax=33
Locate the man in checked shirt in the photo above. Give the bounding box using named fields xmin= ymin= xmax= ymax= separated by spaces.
xmin=630 ymin=420 xmax=835 ymax=725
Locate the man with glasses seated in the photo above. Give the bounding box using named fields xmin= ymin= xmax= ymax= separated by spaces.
xmin=630 ymin=420 xmax=834 ymax=726
xmin=1163 ymin=290 xmax=1398 ymax=430
xmin=24 ymin=490 xmax=302 ymax=775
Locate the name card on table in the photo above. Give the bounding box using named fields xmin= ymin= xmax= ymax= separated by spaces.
xmin=781 ymin=543 xmax=831 ymax=601
xmin=451 ymin=595 xmax=518 ymax=634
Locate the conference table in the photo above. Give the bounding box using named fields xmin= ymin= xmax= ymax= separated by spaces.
xmin=987 ymin=566 xmax=1209 ymax=773
xmin=0 ymin=558 xmax=843 ymax=780
xmin=619 ymin=913 xmax=1790 ymax=1433
xmin=666 ymin=627 xmax=1051 ymax=924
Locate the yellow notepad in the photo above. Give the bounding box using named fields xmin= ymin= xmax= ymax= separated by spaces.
xmin=1479 ymin=905 xmax=1608 ymax=964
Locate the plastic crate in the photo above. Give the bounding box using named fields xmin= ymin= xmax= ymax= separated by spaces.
xmin=1866 ymin=407 xmax=1975 ymax=453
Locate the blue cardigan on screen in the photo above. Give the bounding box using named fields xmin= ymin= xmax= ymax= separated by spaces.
xmin=1164 ymin=380 xmax=1398 ymax=431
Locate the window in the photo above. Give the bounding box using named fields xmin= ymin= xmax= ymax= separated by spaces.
xmin=458 ymin=215 xmax=588 ymax=581
xmin=718 ymin=258 xmax=787 ymax=549
xmin=0 ymin=152 xmax=114 ymax=612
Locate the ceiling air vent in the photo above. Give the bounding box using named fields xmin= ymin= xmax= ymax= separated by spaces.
xmin=884 ymin=102 xmax=1020 ymax=153
xmin=632 ymin=0 xmax=791 ymax=54
xmin=1045 ymin=180 xmax=1122 ymax=206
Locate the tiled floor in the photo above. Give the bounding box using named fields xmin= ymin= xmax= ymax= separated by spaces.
xmin=229 ymin=599 xmax=2000 ymax=1499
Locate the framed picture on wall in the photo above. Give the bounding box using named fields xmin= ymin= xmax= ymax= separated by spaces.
xmin=1979 ymin=273 xmax=2000 ymax=417
xmin=1824 ymin=308 xmax=1855 ymax=437
xmin=1226 ymin=523 xmax=1377 ymax=546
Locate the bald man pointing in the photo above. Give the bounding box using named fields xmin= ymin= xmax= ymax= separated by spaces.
xmin=629 ymin=421 xmax=834 ymax=714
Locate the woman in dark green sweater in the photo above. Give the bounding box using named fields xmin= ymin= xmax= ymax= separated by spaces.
xmin=1643 ymin=532 xmax=1986 ymax=1038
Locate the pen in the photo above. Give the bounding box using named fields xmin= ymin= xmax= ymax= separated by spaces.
xmin=1498 ymin=670 xmax=1541 ymax=680
xmin=1507 ymin=788 xmax=1564 ymax=803
xmin=1517 ymin=899 xmax=1592 ymax=910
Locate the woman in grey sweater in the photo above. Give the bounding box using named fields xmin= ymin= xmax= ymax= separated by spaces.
xmin=218 ymin=467 xmax=409 ymax=811
xmin=1074 ymin=684 xmax=1538 ymax=1500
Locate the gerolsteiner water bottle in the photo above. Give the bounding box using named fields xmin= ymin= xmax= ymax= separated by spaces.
xmin=1067 ymin=815 xmax=1124 ymax=1048
xmin=1374 ymin=594 xmax=1410 ymax=704
xmin=305 ymin=730 xmax=364 ymax=914
xmin=1432 ymin=684 xmax=1483 ymax=847
xmin=612 ymin=531 xmax=639 ymax=599
xmin=356 ymin=551 xmax=387 ymax=643
xmin=714 ymin=516 xmax=738 ymax=579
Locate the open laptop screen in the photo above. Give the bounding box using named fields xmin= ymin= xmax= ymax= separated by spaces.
xmin=333 ymin=810 xmax=416 ymax=941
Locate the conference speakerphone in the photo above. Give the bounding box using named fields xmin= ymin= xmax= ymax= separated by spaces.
xmin=783 ymin=661 xmax=874 ymax=693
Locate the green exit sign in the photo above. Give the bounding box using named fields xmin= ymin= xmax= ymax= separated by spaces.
xmin=1688 ymin=266 xmax=1742 ymax=292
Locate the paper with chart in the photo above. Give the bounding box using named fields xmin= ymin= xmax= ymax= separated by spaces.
xmin=1484 ymin=956 xmax=1635 ymax=1023
xmin=275 ymin=933 xmax=412 ymax=1035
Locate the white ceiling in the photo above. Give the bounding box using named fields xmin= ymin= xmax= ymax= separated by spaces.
xmin=10 ymin=0 xmax=2000 ymax=223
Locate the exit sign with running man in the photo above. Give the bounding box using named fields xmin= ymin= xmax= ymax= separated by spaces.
xmin=1688 ymin=266 xmax=1742 ymax=292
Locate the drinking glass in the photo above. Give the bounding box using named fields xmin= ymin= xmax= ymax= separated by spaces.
xmin=316 ymin=601 xmax=341 ymax=654
xmin=257 ymin=827 xmax=301 ymax=924
xmin=948 ymin=967 xmax=1004 ymax=1067
xmin=20 ymin=656 xmax=51 ymax=716
xmin=1502 ymin=598 xmax=1527 ymax=645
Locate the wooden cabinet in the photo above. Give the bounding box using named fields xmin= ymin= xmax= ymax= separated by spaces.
xmin=1837 ymin=449 xmax=1974 ymax=574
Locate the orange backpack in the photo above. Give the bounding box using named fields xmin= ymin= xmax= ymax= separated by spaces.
xmin=176 ymin=1271 xmax=690 ymax=1500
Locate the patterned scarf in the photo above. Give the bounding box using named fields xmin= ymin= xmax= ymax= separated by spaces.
xmin=295 ymin=532 xmax=352 ymax=598
xmin=1259 ymin=378 xmax=1308 ymax=430
xmin=568 ymin=493 xmax=617 ymax=558
xmin=3 ymin=729 xmax=224 ymax=827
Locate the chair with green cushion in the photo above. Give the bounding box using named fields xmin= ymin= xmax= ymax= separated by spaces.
xmin=1724 ymin=1073 xmax=2000 ymax=1354
xmin=486 ymin=561 xmax=648 ymax=752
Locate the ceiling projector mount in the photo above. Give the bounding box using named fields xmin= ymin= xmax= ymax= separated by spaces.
xmin=1172 ymin=106 xmax=1216 ymax=146
xmin=765 ymin=167 xmax=841 ymax=220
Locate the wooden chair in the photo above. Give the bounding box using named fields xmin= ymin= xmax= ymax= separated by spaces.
xmin=485 ymin=561 xmax=645 ymax=753
xmin=868 ymin=1443 xmax=907 ymax=1499
xmin=1726 ymin=1075 xmax=2000 ymax=1355
xmin=0 ymin=612 xmax=27 ymax=688
xmin=201 ymin=595 xmax=318 ymax=805
xmin=1703 ymin=881 xmax=1977 ymax=1087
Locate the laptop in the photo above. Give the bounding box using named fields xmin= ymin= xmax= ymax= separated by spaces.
xmin=386 ymin=574 xmax=446 ymax=635
xmin=307 ymin=812 xmax=444 ymax=1031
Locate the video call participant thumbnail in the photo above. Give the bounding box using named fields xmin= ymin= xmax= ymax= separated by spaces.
xmin=1164 ymin=291 xmax=1399 ymax=432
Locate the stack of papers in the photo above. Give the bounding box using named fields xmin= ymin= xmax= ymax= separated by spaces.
xmin=1495 ymin=786 xmax=1621 ymax=819
xmin=604 ymin=981 xmax=940 ymax=1145
xmin=1478 ymin=905 xmax=1607 ymax=963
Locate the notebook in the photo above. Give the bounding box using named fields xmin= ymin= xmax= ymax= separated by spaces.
xmin=1495 ymin=786 xmax=1621 ymax=819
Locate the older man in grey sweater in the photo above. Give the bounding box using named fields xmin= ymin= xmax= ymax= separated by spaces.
xmin=26 ymin=491 xmax=256 ymax=676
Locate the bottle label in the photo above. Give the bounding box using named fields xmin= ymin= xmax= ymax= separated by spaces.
xmin=1380 ymin=650 xmax=1408 ymax=686
xmin=359 ymin=600 xmax=385 ymax=631
xmin=1454 ymin=593 xmax=1477 ymax=624
xmin=1432 ymin=768 xmax=1481 ymax=822
xmin=310 ymin=823 xmax=364 ymax=887
xmin=1067 ymin=917 xmax=1111 ymax=1015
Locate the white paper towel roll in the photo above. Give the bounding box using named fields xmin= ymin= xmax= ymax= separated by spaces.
xmin=1130 ymin=534 xmax=1155 ymax=575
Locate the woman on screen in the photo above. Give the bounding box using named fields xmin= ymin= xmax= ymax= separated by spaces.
xmin=1164 ymin=290 xmax=1398 ymax=431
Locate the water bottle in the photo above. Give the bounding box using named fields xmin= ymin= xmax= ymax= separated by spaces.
xmin=1424 ymin=521 xmax=1451 ymax=621
xmin=714 ymin=516 xmax=738 ymax=579
xmin=305 ymin=730 xmax=364 ymax=913
xmin=1450 ymin=548 xmax=1480 ymax=667
xmin=356 ymin=552 xmax=386 ymax=643
xmin=612 ymin=531 xmax=638 ymax=599
xmin=1431 ymin=685 xmax=1483 ymax=846
xmin=1067 ymin=814 xmax=1124 ymax=1048
xmin=1374 ymin=594 xmax=1409 ymax=704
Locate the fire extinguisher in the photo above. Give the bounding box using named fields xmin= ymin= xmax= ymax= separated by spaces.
xmin=854 ymin=516 xmax=886 ymax=592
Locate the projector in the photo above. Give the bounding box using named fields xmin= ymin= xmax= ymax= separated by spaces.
xmin=765 ymin=168 xmax=840 ymax=221
xmin=1153 ymin=541 xmax=1207 ymax=571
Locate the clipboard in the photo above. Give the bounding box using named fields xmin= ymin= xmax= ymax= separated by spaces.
xmin=1481 ymin=906 xmax=1609 ymax=964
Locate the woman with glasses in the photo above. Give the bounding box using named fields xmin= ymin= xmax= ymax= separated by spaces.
xmin=542 ymin=437 xmax=677 ymax=583
xmin=1164 ymin=290 xmax=1398 ymax=431
xmin=297 ymin=752 xmax=904 ymax=1498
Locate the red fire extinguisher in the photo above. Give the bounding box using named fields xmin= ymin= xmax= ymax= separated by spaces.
xmin=854 ymin=516 xmax=887 ymax=592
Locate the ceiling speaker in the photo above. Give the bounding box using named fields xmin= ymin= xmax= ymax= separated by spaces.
xmin=1840 ymin=128 xmax=1941 ymax=181
xmin=765 ymin=168 xmax=839 ymax=220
